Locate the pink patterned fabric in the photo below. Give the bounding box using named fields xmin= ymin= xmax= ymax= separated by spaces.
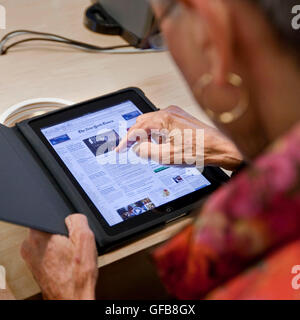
xmin=153 ymin=123 xmax=300 ymax=299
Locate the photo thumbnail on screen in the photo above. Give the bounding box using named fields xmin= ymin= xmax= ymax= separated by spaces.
xmin=83 ymin=130 xmax=120 ymax=156
xmin=117 ymin=197 xmax=155 ymax=221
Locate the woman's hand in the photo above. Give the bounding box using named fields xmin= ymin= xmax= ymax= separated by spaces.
xmin=116 ymin=106 xmax=243 ymax=171
xmin=21 ymin=214 xmax=98 ymax=300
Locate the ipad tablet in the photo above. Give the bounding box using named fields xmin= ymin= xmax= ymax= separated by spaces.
xmin=19 ymin=88 xmax=229 ymax=247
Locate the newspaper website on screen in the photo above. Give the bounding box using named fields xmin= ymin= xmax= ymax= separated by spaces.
xmin=41 ymin=101 xmax=211 ymax=226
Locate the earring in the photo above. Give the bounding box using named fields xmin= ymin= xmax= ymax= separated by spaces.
xmin=193 ymin=73 xmax=249 ymax=124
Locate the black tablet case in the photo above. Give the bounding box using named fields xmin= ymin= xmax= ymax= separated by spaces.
xmin=0 ymin=88 xmax=229 ymax=251
xmin=0 ymin=123 xmax=109 ymax=248
xmin=0 ymin=124 xmax=72 ymax=234
xmin=0 ymin=88 xmax=167 ymax=249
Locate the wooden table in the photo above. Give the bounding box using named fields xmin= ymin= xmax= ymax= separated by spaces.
xmin=0 ymin=0 xmax=211 ymax=300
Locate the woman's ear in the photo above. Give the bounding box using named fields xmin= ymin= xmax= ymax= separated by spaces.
xmin=189 ymin=0 xmax=233 ymax=84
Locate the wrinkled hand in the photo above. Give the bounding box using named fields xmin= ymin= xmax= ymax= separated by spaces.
xmin=116 ymin=106 xmax=243 ymax=170
xmin=21 ymin=214 xmax=98 ymax=300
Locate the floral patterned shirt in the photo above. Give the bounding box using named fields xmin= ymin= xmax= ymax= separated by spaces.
xmin=153 ymin=123 xmax=300 ymax=300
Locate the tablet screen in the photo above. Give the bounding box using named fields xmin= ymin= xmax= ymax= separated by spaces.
xmin=40 ymin=100 xmax=211 ymax=227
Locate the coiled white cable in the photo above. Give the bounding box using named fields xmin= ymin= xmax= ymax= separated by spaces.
xmin=0 ymin=98 xmax=74 ymax=127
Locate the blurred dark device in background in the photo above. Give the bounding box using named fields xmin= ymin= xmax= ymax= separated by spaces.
xmin=84 ymin=0 xmax=158 ymax=48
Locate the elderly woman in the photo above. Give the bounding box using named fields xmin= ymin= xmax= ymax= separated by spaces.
xmin=21 ymin=0 xmax=300 ymax=299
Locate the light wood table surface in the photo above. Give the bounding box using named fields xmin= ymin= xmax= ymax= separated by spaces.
xmin=0 ymin=0 xmax=211 ymax=300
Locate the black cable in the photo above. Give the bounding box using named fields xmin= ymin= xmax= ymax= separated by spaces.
xmin=0 ymin=29 xmax=132 ymax=55
xmin=0 ymin=30 xmax=77 ymax=43
xmin=1 ymin=38 xmax=131 ymax=55
xmin=0 ymin=29 xmax=132 ymax=49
